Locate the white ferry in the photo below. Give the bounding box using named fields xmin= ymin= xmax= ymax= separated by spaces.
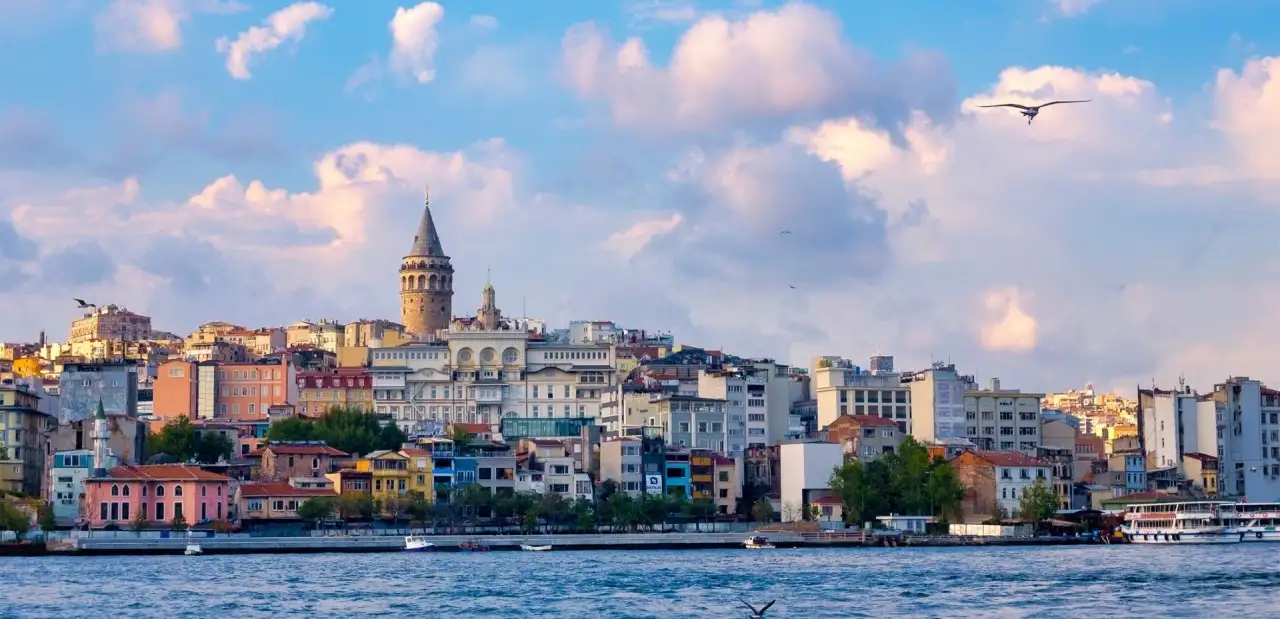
xmin=1220 ymin=502 xmax=1280 ymax=542
xmin=1121 ymin=501 xmax=1240 ymax=544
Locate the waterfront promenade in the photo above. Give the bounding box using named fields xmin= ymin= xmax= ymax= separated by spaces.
xmin=37 ymin=529 xmax=1098 ymax=555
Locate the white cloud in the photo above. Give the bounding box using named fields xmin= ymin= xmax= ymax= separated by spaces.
xmin=980 ymin=287 xmax=1038 ymax=353
xmin=1054 ymin=0 xmax=1104 ymax=17
xmin=604 ymin=213 xmax=683 ymax=260
xmin=1213 ymin=57 xmax=1280 ymax=180
xmin=215 ymin=1 xmax=333 ymax=80
xmin=469 ymin=14 xmax=497 ymax=30
xmin=95 ymin=0 xmax=246 ymax=53
xmin=389 ymin=2 xmax=446 ymax=84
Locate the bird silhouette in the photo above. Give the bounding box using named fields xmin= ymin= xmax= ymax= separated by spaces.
xmin=788 ymin=285 xmax=796 ymax=289
xmin=779 ymin=230 xmax=792 ymax=235
xmin=978 ymin=99 xmax=1090 ymax=125
xmin=73 ymin=298 xmax=96 ymax=309
xmin=740 ymin=597 xmax=776 ymax=617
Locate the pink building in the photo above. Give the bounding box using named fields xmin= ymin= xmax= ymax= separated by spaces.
xmin=83 ymin=464 xmax=232 ymax=528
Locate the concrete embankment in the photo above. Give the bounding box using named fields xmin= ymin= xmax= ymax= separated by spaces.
xmin=52 ymin=531 xmax=1097 ymax=556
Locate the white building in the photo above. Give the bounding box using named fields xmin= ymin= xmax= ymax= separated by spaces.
xmin=697 ymin=369 xmax=763 ymax=448
xmin=618 ymin=393 xmax=738 ymax=455
xmin=778 ymin=441 xmax=844 ymax=522
xmin=963 ymin=379 xmax=1043 ymax=456
xmin=981 ymin=452 xmax=1052 ymax=518
xmin=599 ymin=437 xmax=644 ymax=496
xmin=902 ymin=362 xmax=974 ymax=442
xmin=1138 ymin=386 xmax=1214 ymax=470
xmin=48 ymin=449 xmax=117 ymax=524
xmin=811 ymin=356 xmax=910 ymax=433
xmin=369 ymin=328 xmax=616 ymax=432
xmin=1211 ymin=378 xmax=1280 ymax=500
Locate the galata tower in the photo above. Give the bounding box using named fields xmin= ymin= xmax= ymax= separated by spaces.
xmin=399 ymin=191 xmax=454 ymax=339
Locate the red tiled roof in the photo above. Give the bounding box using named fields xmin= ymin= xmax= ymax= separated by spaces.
xmin=98 ymin=464 xmax=230 ymax=482
xmin=399 ymin=448 xmax=429 ymax=457
xmin=238 ymin=482 xmax=337 ymax=498
xmin=256 ymin=444 xmax=349 ymax=457
xmin=971 ymin=451 xmax=1046 ymax=467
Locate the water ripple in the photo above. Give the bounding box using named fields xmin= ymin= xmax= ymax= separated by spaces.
xmin=3 ymin=545 xmax=1280 ymax=617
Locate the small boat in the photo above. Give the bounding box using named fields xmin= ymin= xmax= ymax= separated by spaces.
xmin=184 ymin=528 xmax=203 ymax=555
xmin=520 ymin=544 xmax=552 ymax=552
xmin=458 ymin=539 xmax=489 ymax=552
xmin=744 ymin=535 xmax=775 ymax=549
xmin=404 ymin=535 xmax=435 ymax=552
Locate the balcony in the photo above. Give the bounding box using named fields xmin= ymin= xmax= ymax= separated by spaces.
xmin=433 ymin=466 xmax=454 ymax=475
xmin=474 ymin=390 xmax=503 ymax=404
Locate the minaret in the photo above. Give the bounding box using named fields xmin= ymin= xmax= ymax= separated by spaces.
xmin=477 ymin=267 xmax=502 ymax=330
xmin=400 ymin=189 xmax=455 ymax=339
xmin=91 ymin=398 xmax=110 ymax=477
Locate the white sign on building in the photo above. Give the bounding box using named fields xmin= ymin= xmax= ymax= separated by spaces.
xmin=645 ymin=474 xmax=663 ymax=493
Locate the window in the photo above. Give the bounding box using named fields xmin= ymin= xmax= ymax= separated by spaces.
xmin=679 ymin=422 xmax=690 ymax=433
xmin=173 ymin=502 xmax=183 ymax=520
xmin=156 ymin=485 xmax=165 ymax=497
xmin=480 ymin=468 xmax=493 ymax=480
xmin=719 ymin=489 xmax=728 ymax=498
xmin=111 ymin=484 xmax=119 ymax=496
xmin=156 ymin=502 xmax=165 ymax=520
xmin=173 ymin=485 xmax=183 ymax=497
xmin=110 ymin=502 xmax=119 ymax=521
xmin=201 ymin=486 xmax=206 ymax=497
xmin=718 ymin=471 xmax=729 ymax=482
xmin=100 ymin=502 xmax=108 ymax=520
xmin=121 ymin=502 xmax=130 ymax=520
xmin=532 ymin=386 xmax=539 ymax=398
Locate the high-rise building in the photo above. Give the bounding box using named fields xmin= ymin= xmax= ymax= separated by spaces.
xmin=399 ymin=191 xmax=454 ymax=340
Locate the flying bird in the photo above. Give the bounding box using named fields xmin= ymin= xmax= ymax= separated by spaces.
xmin=779 ymin=230 xmax=792 ymax=235
xmin=740 ymin=597 xmax=776 ymax=618
xmin=788 ymin=285 xmax=797 ymax=290
xmin=73 ymin=298 xmax=96 ymax=309
xmin=978 ymin=100 xmax=1091 ymax=125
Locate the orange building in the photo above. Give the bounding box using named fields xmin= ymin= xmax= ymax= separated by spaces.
xmin=153 ymin=359 xmax=297 ymax=421
xmin=296 ymin=369 xmax=373 ymax=416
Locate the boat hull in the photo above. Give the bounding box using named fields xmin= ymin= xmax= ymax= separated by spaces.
xmin=1126 ymin=531 xmax=1240 ymax=544
xmin=521 ymin=545 xmax=552 ymax=552
xmin=1235 ymin=529 xmax=1280 ymax=542
xmin=403 ymin=545 xmax=435 ymax=552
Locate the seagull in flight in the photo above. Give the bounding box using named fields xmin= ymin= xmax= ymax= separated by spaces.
xmin=73 ymin=298 xmax=96 ymax=309
xmin=779 ymin=230 xmax=792 ymax=235
xmin=978 ymin=100 xmax=1090 ymax=125
xmin=788 ymin=285 xmax=797 ymax=290
xmin=740 ymin=597 xmax=776 ymax=618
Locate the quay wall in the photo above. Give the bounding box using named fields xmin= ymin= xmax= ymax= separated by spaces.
xmin=57 ymin=532 xmax=1096 ymax=556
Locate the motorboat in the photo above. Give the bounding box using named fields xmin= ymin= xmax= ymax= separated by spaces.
xmin=404 ymin=535 xmax=435 ymax=552
xmin=744 ymin=535 xmax=775 ymax=549
xmin=184 ymin=528 xmax=203 ymax=555
xmin=520 ymin=544 xmax=553 ymax=552
xmin=458 ymin=539 xmax=489 ymax=552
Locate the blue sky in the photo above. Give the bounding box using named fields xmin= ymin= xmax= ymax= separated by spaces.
xmin=2 ymin=0 xmax=1279 ymax=392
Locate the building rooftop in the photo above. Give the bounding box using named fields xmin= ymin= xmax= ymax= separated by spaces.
xmin=829 ymin=414 xmax=898 ymax=428
xmin=967 ymin=451 xmax=1046 ymax=468
xmin=253 ymin=443 xmax=349 ymax=457
xmin=93 ymin=464 xmax=230 ymax=482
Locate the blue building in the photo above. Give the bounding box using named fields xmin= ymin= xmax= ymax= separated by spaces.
xmin=58 ymin=361 xmax=140 ymax=423
xmin=49 ymin=449 xmax=117 ymax=524
xmin=665 ymin=449 xmax=691 ymax=498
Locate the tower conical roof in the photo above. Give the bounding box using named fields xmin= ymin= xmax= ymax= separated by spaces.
xmin=95 ymin=398 xmax=106 ymax=420
xmin=408 ymin=190 xmax=445 ymax=257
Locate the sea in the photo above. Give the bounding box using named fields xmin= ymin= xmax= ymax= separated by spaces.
xmin=2 ymin=544 xmax=1278 ymax=618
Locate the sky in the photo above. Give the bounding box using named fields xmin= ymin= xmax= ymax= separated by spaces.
xmin=1 ymin=0 xmax=1279 ymax=395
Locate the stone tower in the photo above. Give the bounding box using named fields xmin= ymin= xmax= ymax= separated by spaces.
xmin=477 ymin=268 xmax=502 ymax=330
xmin=400 ymin=191 xmax=454 ymax=339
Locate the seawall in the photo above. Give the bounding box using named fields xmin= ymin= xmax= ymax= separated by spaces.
xmin=52 ymin=532 xmax=1096 ymax=556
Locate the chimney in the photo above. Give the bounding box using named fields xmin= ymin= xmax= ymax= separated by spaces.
xmin=990 ymin=377 xmax=1001 ymax=391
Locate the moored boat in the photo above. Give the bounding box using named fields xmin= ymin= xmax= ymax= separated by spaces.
xmin=404 ymin=535 xmax=435 ymax=552
xmin=1120 ymin=501 xmax=1240 ymax=544
xmin=520 ymin=544 xmax=552 ymax=551
xmin=1219 ymin=502 xmax=1280 ymax=541
xmin=458 ymin=539 xmax=489 ymax=552
xmin=744 ymin=535 xmax=775 ymax=549
xmin=184 ymin=529 xmax=203 ymax=555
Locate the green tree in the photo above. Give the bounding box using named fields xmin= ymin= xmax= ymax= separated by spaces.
xmin=570 ymin=497 xmax=595 ymax=532
xmin=404 ymin=490 xmax=430 ymax=523
xmin=887 ymin=437 xmax=931 ymax=514
xmin=606 ymin=492 xmax=638 ymax=531
xmin=924 ymin=460 xmax=965 ymax=524
xmin=750 ymin=498 xmax=775 ymax=523
xmin=538 ymin=493 xmax=569 ymax=532
xmin=170 ymin=513 xmax=188 ymax=531
xmin=37 ymin=502 xmax=56 ymax=531
xmin=195 ymin=432 xmax=234 ymax=464
xmin=830 ymin=459 xmax=877 ymax=525
xmin=336 ymin=492 xmax=375 ymax=520
xmin=448 ymin=427 xmax=474 ymax=446
xmin=265 ymin=417 xmax=315 ymax=442
xmin=131 ymin=508 xmax=148 ymax=534
xmin=0 ymin=502 xmax=31 ymax=535
xmin=297 ymin=496 xmax=336 ymax=526
xmin=687 ymin=497 xmax=717 ymax=522
xmin=1017 ymin=477 xmax=1059 ymax=529
xmin=0 ymin=446 xmax=8 ymax=459
xmin=454 ymin=484 xmax=492 ymax=525
xmin=145 ymin=417 xmax=199 ymax=461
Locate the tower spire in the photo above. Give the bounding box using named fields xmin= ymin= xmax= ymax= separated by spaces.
xmin=408 ymin=187 xmax=445 ymax=257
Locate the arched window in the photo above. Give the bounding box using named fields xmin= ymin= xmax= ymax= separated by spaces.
xmin=155 ymin=485 xmax=165 ymax=497
xmin=122 ymin=485 xmax=130 ymax=497
xmin=111 ymin=484 xmax=119 ymax=496
xmin=429 ymin=274 xmax=438 ymax=290
xmin=417 ymin=274 xmax=426 ymax=290
xmin=201 ymin=485 xmax=207 ymax=497
xmin=174 ymin=485 xmax=184 ymax=497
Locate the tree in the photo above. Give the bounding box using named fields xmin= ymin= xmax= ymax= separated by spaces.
xmin=404 ymin=490 xmax=430 ymax=523
xmin=195 ymin=432 xmax=234 ymax=464
xmin=297 ymin=496 xmax=336 ymax=526
xmin=570 ymin=497 xmax=595 ymax=532
xmin=265 ymin=407 xmax=408 ymax=456
xmin=0 ymin=502 xmax=31 ymax=535
xmin=985 ymin=499 xmax=1005 ymax=525
xmin=606 ymin=492 xmax=638 ymax=531
xmin=750 ymin=499 xmax=775 ymax=523
xmin=448 ymin=427 xmax=474 ymax=446
xmin=687 ymin=497 xmax=717 ymax=522
xmin=145 ymin=417 xmax=199 ymax=461
xmin=336 ymin=493 xmax=375 ymax=520
xmin=887 ymin=437 xmax=931 ymax=514
xmin=170 ymin=513 xmax=188 ymax=531
xmin=830 ymin=460 xmax=877 ymax=526
xmin=266 ymin=418 xmax=316 ymax=442
xmin=37 ymin=502 xmax=56 ymax=531
xmin=538 ymin=493 xmax=569 ymax=532
xmin=453 ymin=484 xmax=492 ymax=526
xmin=1017 ymin=477 xmax=1059 ymax=529
xmin=382 ymin=495 xmax=409 ymax=524
xmin=924 ymin=460 xmax=965 ymax=524
xmin=131 ymin=508 xmax=148 ymax=534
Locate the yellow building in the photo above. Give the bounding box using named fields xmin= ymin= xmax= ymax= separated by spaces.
xmin=399 ymin=448 xmax=434 ymax=499
xmin=355 ymin=450 xmax=410 ymax=497
xmin=296 ymin=370 xmax=374 ymax=415
xmin=0 ymin=382 xmax=53 ymax=496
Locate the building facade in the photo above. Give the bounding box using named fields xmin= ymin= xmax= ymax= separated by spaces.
xmin=58 ymin=361 xmax=140 ymax=423
xmin=811 ymin=356 xmax=911 ymax=434
xmin=83 ymin=464 xmax=232 ymax=528
xmin=0 ymin=381 xmax=53 ymax=496
xmin=296 ymin=369 xmax=373 ymax=415
xmin=69 ymin=304 xmax=153 ymax=344
xmin=963 ymin=379 xmax=1044 ymax=456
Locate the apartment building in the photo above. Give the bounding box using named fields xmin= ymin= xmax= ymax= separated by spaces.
xmin=811 ymin=356 xmax=910 ymax=434
xmin=964 ymin=379 xmax=1043 ymax=456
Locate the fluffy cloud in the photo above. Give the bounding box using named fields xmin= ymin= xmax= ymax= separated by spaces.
xmin=560 ymin=2 xmax=954 ymax=132
xmin=95 ymin=0 xmax=246 ymax=53
xmin=388 ymin=2 xmax=446 ymax=84
xmin=1213 ymin=57 xmax=1280 ymax=180
xmin=215 ymin=2 xmax=333 ymax=80
xmin=1054 ymin=0 xmax=1105 ymax=17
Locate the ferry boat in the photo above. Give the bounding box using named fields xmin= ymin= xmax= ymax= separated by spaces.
xmin=1220 ymin=502 xmax=1280 ymax=541
xmin=404 ymin=535 xmax=435 ymax=552
xmin=744 ymin=535 xmax=775 ymax=549
xmin=184 ymin=529 xmax=203 ymax=556
xmin=1121 ymin=501 xmax=1240 ymax=544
